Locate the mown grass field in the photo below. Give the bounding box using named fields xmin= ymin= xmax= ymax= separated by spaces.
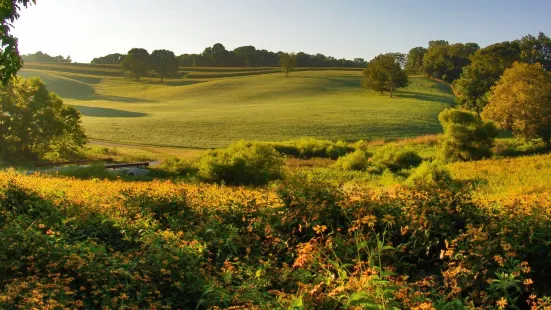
xmin=20 ymin=63 xmax=454 ymax=148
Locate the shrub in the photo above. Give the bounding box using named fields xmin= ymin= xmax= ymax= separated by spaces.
xmin=269 ymin=138 xmax=353 ymax=159
xmin=438 ymin=108 xmax=498 ymax=162
xmin=333 ymin=150 xmax=372 ymax=171
xmin=406 ymin=161 xmax=453 ymax=187
xmin=197 ymin=141 xmax=285 ymax=185
xmin=153 ymin=157 xmax=198 ymax=177
xmin=371 ymin=144 xmax=423 ymax=172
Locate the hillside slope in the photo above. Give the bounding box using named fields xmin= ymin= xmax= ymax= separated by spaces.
xmin=20 ymin=64 xmax=454 ymax=148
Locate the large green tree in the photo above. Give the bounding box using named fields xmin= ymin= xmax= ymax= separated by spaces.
xmin=279 ymin=52 xmax=297 ymax=77
xmin=362 ymin=53 xmax=408 ymax=97
xmin=0 ymin=0 xmax=34 ymax=85
xmin=122 ymin=48 xmax=151 ymax=80
xmin=0 ymin=77 xmax=86 ymax=160
xmin=423 ymin=41 xmax=479 ymax=82
xmin=151 ymin=49 xmax=178 ymax=82
xmin=519 ymin=32 xmax=551 ymax=71
xmin=482 ymin=62 xmax=551 ymax=144
xmin=453 ymin=41 xmax=521 ymax=114
xmin=405 ymin=47 xmax=427 ymax=75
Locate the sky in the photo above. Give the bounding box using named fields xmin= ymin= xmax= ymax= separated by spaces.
xmin=12 ymin=0 xmax=551 ymax=63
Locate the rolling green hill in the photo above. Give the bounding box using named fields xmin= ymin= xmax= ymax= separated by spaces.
xmin=19 ymin=63 xmax=454 ymax=148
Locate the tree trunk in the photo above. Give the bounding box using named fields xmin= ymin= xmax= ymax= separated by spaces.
xmin=161 ymin=76 xmax=164 ymax=83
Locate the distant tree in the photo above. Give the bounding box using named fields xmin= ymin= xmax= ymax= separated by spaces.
xmin=122 ymin=48 xmax=151 ymax=80
xmin=353 ymin=58 xmax=367 ymax=67
xmin=438 ymin=108 xmax=497 ymax=162
xmin=423 ymin=41 xmax=478 ymax=82
xmin=482 ymin=62 xmax=551 ymax=144
xmin=151 ymin=49 xmax=178 ymax=82
xmin=0 ymin=77 xmax=86 ymax=160
xmin=454 ymin=41 xmax=521 ymax=114
xmin=0 ymin=0 xmax=35 ymax=85
xmin=234 ymin=45 xmax=257 ymax=66
xmin=22 ymin=51 xmax=72 ymax=63
xmin=91 ymin=53 xmax=125 ymax=64
xmin=211 ymin=43 xmax=229 ymax=66
xmin=519 ymin=32 xmax=551 ymax=71
xmin=405 ymin=47 xmax=427 ymax=75
xmin=279 ymin=52 xmax=297 ymax=77
xmin=362 ymin=53 xmax=408 ymax=97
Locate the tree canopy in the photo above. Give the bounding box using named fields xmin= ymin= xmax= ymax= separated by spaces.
xmin=405 ymin=47 xmax=427 ymax=75
xmin=482 ymin=62 xmax=551 ymax=144
xmin=91 ymin=53 xmax=125 ymax=65
xmin=422 ymin=41 xmax=479 ymax=82
xmin=453 ymin=41 xmax=522 ymax=114
xmin=21 ymin=51 xmax=72 ymax=63
xmin=362 ymin=53 xmax=408 ymax=97
xmin=0 ymin=77 xmax=86 ymax=160
xmin=151 ymin=49 xmax=179 ymax=82
xmin=122 ymin=48 xmax=151 ymax=80
xmin=0 ymin=0 xmax=35 ymax=85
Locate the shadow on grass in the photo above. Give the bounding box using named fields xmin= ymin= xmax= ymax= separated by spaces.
xmin=72 ymin=105 xmax=148 ymax=118
xmin=394 ymin=90 xmax=455 ymax=105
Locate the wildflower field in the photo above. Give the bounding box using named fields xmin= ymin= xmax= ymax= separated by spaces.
xmin=2 ymin=163 xmax=551 ymax=309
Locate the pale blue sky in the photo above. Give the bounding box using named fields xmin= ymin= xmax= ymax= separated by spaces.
xmin=13 ymin=0 xmax=551 ymax=63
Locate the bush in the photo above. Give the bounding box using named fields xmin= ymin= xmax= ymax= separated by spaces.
xmin=438 ymin=108 xmax=498 ymax=162
xmin=153 ymin=157 xmax=198 ymax=177
xmin=197 ymin=141 xmax=285 ymax=185
xmin=406 ymin=161 xmax=453 ymax=187
xmin=371 ymin=144 xmax=423 ymax=172
xmin=333 ymin=150 xmax=372 ymax=171
xmin=269 ymin=138 xmax=353 ymax=159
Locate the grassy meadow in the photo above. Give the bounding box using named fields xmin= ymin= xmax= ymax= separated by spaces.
xmin=20 ymin=63 xmax=453 ymax=148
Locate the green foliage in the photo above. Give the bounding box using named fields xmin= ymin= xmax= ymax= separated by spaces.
xmin=406 ymin=161 xmax=453 ymax=187
xmin=269 ymin=138 xmax=354 ymax=159
xmin=0 ymin=0 xmax=35 ymax=85
xmin=371 ymin=143 xmax=423 ymax=172
xmin=454 ymin=41 xmax=521 ymax=113
xmin=405 ymin=46 xmax=427 ymax=75
xmin=197 ymin=141 xmax=285 ymax=185
xmin=151 ymin=49 xmax=179 ymax=82
xmin=91 ymin=53 xmax=125 ymax=64
xmin=0 ymin=77 xmax=87 ymax=161
xmin=122 ymin=48 xmax=151 ymax=80
xmin=482 ymin=62 xmax=551 ymax=143
xmin=153 ymin=156 xmax=198 ymax=177
xmin=438 ymin=108 xmax=498 ymax=162
xmin=21 ymin=51 xmax=71 ymax=63
xmin=362 ymin=53 xmax=408 ymax=97
xmin=333 ymin=150 xmax=372 ymax=171
xmin=279 ymin=52 xmax=297 ymax=77
xmin=519 ymin=32 xmax=551 ymax=71
xmin=422 ymin=40 xmax=479 ymax=82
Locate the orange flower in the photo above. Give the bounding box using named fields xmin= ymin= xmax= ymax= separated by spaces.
xmin=361 ymin=215 xmax=377 ymax=228
xmin=523 ymin=278 xmax=534 ymax=286
xmin=382 ymin=214 xmax=395 ymax=227
xmin=313 ymin=225 xmax=327 ymax=234
xmin=496 ymin=297 xmax=508 ymax=309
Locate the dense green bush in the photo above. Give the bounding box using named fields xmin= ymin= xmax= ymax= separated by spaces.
xmin=371 ymin=143 xmax=423 ymax=172
xmin=406 ymin=161 xmax=453 ymax=187
xmin=438 ymin=108 xmax=498 ymax=162
xmin=153 ymin=157 xmax=198 ymax=177
xmin=333 ymin=150 xmax=372 ymax=171
xmin=269 ymin=138 xmax=354 ymax=159
xmin=197 ymin=141 xmax=285 ymax=185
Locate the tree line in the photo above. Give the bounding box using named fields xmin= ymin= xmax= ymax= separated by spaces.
xmin=21 ymin=51 xmax=72 ymax=63
xmin=92 ymin=43 xmax=367 ymax=68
